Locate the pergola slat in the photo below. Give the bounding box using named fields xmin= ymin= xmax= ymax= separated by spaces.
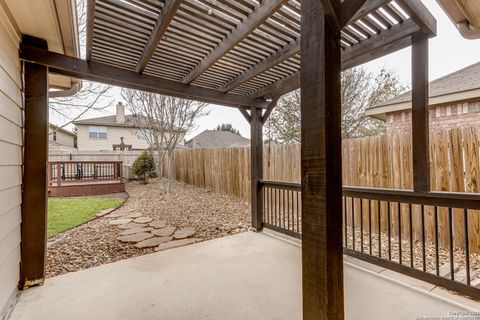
xmin=181 ymin=0 xmax=287 ymax=84
xmin=135 ymin=0 xmax=182 ymax=74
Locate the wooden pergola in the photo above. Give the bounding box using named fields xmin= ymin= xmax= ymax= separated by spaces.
xmin=19 ymin=0 xmax=439 ymax=318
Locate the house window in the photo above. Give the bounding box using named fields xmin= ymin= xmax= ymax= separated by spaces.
xmin=89 ymin=126 xmax=108 ymax=139
xmin=139 ymin=128 xmax=150 ymax=140
xmin=53 ymin=131 xmax=57 ymax=141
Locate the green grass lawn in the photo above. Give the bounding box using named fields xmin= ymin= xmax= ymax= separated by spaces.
xmin=48 ymin=197 xmax=124 ymax=237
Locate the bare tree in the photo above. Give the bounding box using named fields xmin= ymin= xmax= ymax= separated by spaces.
xmin=122 ymin=89 xmax=208 ymax=193
xmin=48 ymin=0 xmax=112 ymax=135
xmin=266 ymin=67 xmax=407 ymax=143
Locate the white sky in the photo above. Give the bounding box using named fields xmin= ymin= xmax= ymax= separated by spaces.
xmin=52 ymin=0 xmax=480 ymax=140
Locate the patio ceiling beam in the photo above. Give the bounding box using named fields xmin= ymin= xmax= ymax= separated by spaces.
xmin=320 ymin=0 xmax=341 ymax=30
xmin=20 ymin=45 xmax=268 ymax=109
xmin=135 ymin=0 xmax=182 ymax=74
xmin=397 ymin=0 xmax=437 ymax=36
xmin=261 ymin=96 xmax=280 ymax=124
xmin=238 ymin=108 xmax=251 ymax=123
xmin=251 ymin=19 xmax=420 ymax=99
xmin=181 ymin=0 xmax=287 ymax=84
xmin=85 ymin=0 xmax=95 ymax=60
xmin=219 ymin=40 xmax=299 ymax=93
xmin=340 ymin=0 xmax=368 ymax=28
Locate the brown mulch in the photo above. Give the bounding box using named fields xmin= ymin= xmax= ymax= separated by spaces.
xmin=46 ymin=179 xmax=250 ymax=278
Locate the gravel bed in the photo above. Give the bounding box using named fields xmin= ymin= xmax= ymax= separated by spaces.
xmin=46 ymin=179 xmax=250 ymax=278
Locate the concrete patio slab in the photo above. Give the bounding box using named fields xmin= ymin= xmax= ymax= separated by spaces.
xmin=9 ymin=232 xmax=478 ymax=320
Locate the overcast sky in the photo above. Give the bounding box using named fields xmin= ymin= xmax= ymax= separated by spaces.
xmin=52 ymin=0 xmax=480 ymax=140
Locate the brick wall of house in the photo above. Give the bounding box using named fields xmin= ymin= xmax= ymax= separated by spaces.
xmin=385 ymin=100 xmax=480 ymax=134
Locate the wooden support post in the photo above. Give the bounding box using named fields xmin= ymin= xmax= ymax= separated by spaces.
xmin=250 ymin=107 xmax=263 ymax=231
xmin=21 ymin=59 xmax=49 ymax=288
xmin=301 ymin=0 xmax=344 ymax=319
xmin=411 ymin=32 xmax=429 ymax=192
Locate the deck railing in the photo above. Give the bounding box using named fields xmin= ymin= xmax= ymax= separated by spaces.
xmin=260 ymin=180 xmax=480 ymax=299
xmin=48 ymin=161 xmax=124 ymax=186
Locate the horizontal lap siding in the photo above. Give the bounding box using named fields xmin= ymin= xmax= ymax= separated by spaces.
xmin=0 ymin=5 xmax=22 ymax=316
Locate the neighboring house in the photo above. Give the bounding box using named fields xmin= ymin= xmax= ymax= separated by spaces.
xmin=185 ymin=130 xmax=250 ymax=148
xmin=366 ymin=62 xmax=480 ymax=134
xmin=74 ymin=102 xmax=185 ymax=151
xmin=48 ymin=123 xmax=75 ymax=148
xmin=0 ymin=0 xmax=79 ymax=317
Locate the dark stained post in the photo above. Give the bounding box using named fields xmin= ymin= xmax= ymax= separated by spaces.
xmin=21 ymin=40 xmax=49 ymax=289
xmin=411 ymin=32 xmax=429 ymax=192
xmin=301 ymin=0 xmax=344 ymax=319
xmin=250 ymin=107 xmax=263 ymax=231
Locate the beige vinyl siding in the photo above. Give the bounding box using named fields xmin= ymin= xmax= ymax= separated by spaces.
xmin=0 ymin=3 xmax=22 ymax=316
xmin=76 ymin=124 xmax=151 ymax=151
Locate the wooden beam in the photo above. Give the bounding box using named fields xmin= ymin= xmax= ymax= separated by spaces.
xmin=181 ymin=0 xmax=286 ymax=84
xmin=346 ymin=0 xmax=389 ymax=24
xmin=301 ymin=0 xmax=344 ymax=318
xmin=250 ymin=107 xmax=263 ymax=231
xmin=261 ymin=96 xmax=280 ymax=124
xmin=86 ymin=0 xmax=95 ymax=60
xmin=252 ymin=19 xmax=420 ymax=99
xmin=135 ymin=0 xmax=181 ymax=74
xmin=320 ymin=0 xmax=341 ymax=30
xmin=397 ymin=0 xmax=437 ymax=37
xmin=20 ymin=45 xmax=267 ymax=109
xmin=219 ymin=40 xmax=299 ymax=92
xmin=340 ymin=0 xmax=368 ymax=28
xmin=238 ymin=108 xmax=251 ymax=123
xmin=411 ymin=32 xmax=429 ymax=192
xmin=21 ymin=51 xmax=49 ymax=288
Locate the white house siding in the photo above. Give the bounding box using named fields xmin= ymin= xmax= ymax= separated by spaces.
xmin=48 ymin=125 xmax=75 ymax=148
xmin=0 ymin=5 xmax=22 ymax=317
xmin=76 ymin=124 xmax=151 ymax=151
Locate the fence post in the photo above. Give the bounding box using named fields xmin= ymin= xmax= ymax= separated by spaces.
xmin=56 ymin=163 xmax=62 ymax=186
xmin=251 ymin=107 xmax=263 ymax=231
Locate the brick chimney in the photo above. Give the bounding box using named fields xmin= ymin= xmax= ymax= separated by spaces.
xmin=116 ymin=102 xmax=125 ymax=124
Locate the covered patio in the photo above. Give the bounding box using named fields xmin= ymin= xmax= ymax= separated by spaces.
xmin=15 ymin=0 xmax=480 ymax=319
xmin=9 ymin=232 xmax=476 ymax=320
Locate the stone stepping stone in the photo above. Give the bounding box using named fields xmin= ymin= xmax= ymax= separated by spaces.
xmin=108 ymin=210 xmax=134 ymax=218
xmin=173 ymin=227 xmax=196 ymax=239
xmin=121 ymin=212 xmax=143 ymax=219
xmin=134 ymin=236 xmax=173 ymax=249
xmin=117 ymin=223 xmax=146 ymax=230
xmin=96 ymin=208 xmax=113 ymax=218
xmin=119 ymin=227 xmax=154 ymax=236
xmin=133 ymin=217 xmax=153 ymax=224
xmin=154 ymin=238 xmax=201 ymax=252
xmin=109 ymin=218 xmax=132 ymax=225
xmin=117 ymin=232 xmax=154 ymax=243
xmin=151 ymin=226 xmax=176 ymax=237
xmin=149 ymin=220 xmax=167 ymax=229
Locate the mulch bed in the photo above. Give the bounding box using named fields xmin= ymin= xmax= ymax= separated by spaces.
xmin=46 ymin=179 xmax=250 ymax=278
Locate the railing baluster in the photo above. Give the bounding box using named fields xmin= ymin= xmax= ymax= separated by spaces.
xmin=464 ymin=208 xmax=470 ymax=285
xmin=378 ymin=200 xmax=381 ymax=258
xmin=387 ymin=201 xmax=391 ymax=261
xmin=448 ymin=207 xmax=454 ymax=281
xmin=344 ymin=196 xmax=347 ymax=247
xmin=409 ymin=203 xmax=413 ymax=268
xmin=352 ymin=197 xmax=355 ymax=251
xmin=421 ymin=205 xmax=426 ymax=272
xmin=360 ymin=198 xmax=364 ymax=253
xmin=398 ymin=202 xmax=402 ymax=265
xmin=369 ymin=199 xmax=372 ymax=255
xmin=434 ymin=206 xmax=439 ymax=276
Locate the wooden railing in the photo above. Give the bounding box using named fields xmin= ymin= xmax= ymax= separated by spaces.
xmin=48 ymin=161 xmax=123 ymax=186
xmin=260 ymin=180 xmax=480 ymax=299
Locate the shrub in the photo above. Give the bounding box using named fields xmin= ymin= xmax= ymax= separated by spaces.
xmin=131 ymin=150 xmax=156 ymax=184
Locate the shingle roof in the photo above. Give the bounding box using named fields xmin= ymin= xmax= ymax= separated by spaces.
xmin=372 ymin=61 xmax=480 ymax=108
xmin=186 ymin=130 xmax=250 ymax=148
xmin=73 ymin=114 xmax=184 ymax=131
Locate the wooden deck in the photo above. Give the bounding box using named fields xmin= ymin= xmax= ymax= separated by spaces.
xmin=47 ymin=161 xmax=125 ymax=197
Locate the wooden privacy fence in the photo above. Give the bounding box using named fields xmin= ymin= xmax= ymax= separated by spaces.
xmin=170 ymin=127 xmax=480 ymax=253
